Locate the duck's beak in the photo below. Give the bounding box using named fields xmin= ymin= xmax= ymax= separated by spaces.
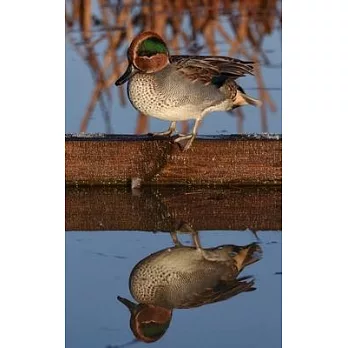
xmin=117 ymin=296 xmax=137 ymax=313
xmin=115 ymin=63 xmax=136 ymax=86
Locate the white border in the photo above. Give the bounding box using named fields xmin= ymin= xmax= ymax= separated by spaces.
xmin=283 ymin=1 xmax=348 ymax=347
xmin=2 ymin=1 xmax=64 ymax=347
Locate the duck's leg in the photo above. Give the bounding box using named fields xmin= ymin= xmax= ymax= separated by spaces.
xmin=170 ymin=230 xmax=184 ymax=247
xmin=177 ymin=222 xmax=202 ymax=249
xmin=191 ymin=230 xmax=202 ymax=250
xmin=174 ymin=119 xmax=201 ymax=151
xmin=172 ymin=221 xmax=202 ymax=249
xmin=150 ymin=121 xmax=177 ymax=136
xmin=171 ymin=221 xmax=192 ymax=247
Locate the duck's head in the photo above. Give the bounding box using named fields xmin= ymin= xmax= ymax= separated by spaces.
xmin=117 ymin=296 xmax=172 ymax=343
xmin=115 ymin=31 xmax=170 ymax=86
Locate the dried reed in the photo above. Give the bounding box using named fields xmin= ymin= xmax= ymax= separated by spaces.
xmin=66 ymin=0 xmax=282 ymax=134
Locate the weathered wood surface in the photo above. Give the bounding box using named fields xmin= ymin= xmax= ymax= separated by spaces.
xmin=65 ymin=186 xmax=282 ymax=231
xmin=65 ymin=134 xmax=282 ymax=186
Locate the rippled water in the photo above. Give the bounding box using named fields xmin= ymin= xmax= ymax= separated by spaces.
xmin=65 ymin=1 xmax=282 ymax=135
xmin=66 ymin=229 xmax=281 ymax=348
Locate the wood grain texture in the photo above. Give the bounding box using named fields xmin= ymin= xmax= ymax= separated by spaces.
xmin=65 ymin=186 xmax=282 ymax=231
xmin=65 ymin=134 xmax=282 ymax=186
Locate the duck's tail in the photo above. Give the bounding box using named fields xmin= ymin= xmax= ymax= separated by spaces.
xmin=234 ymin=85 xmax=262 ymax=108
xmin=231 ymin=242 xmax=263 ymax=271
xmin=239 ymin=92 xmax=262 ymax=107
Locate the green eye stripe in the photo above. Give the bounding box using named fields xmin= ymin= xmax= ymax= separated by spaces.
xmin=138 ymin=38 xmax=168 ymax=56
xmin=141 ymin=320 xmax=170 ymax=338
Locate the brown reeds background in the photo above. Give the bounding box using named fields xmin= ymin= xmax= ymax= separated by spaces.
xmin=65 ymin=0 xmax=281 ymax=134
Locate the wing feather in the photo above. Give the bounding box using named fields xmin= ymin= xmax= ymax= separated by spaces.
xmin=170 ymin=55 xmax=255 ymax=85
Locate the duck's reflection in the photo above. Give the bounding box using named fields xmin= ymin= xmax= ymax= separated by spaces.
xmin=118 ymin=224 xmax=262 ymax=343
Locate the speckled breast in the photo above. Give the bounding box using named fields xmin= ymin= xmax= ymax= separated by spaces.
xmin=127 ymin=73 xmax=172 ymax=119
xmin=126 ymin=71 xmax=203 ymax=121
xmin=128 ymin=247 xmax=228 ymax=307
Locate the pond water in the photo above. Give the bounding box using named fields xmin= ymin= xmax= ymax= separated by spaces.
xmin=65 ymin=0 xmax=282 ymax=136
xmin=66 ymin=229 xmax=281 ymax=348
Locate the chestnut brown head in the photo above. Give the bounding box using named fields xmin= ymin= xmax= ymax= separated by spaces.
xmin=117 ymin=296 xmax=172 ymax=343
xmin=115 ymin=31 xmax=170 ymax=85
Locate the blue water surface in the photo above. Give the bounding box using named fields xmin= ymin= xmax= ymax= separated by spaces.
xmin=66 ymin=230 xmax=281 ymax=348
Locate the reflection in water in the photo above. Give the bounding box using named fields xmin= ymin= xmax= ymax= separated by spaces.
xmin=117 ymin=226 xmax=262 ymax=343
xmin=65 ymin=0 xmax=281 ymax=133
xmin=65 ymin=186 xmax=282 ymax=232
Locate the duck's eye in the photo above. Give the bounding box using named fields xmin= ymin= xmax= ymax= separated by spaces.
xmin=138 ymin=38 xmax=168 ymax=57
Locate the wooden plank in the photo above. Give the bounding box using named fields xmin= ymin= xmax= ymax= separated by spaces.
xmin=65 ymin=186 xmax=282 ymax=231
xmin=65 ymin=134 xmax=281 ymax=186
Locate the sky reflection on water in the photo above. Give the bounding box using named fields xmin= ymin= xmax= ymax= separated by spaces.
xmin=66 ymin=230 xmax=281 ymax=348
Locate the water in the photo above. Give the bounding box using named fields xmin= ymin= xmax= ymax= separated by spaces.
xmin=66 ymin=229 xmax=281 ymax=348
xmin=65 ymin=0 xmax=282 ymax=135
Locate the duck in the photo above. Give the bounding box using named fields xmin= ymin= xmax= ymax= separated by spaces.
xmin=115 ymin=31 xmax=262 ymax=151
xmin=117 ymin=230 xmax=262 ymax=342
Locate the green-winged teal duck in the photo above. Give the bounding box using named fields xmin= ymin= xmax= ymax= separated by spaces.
xmin=118 ymin=230 xmax=262 ymax=342
xmin=115 ymin=31 xmax=262 ymax=150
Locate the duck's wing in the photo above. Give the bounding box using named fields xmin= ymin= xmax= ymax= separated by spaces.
xmin=170 ymin=55 xmax=255 ymax=85
xmin=175 ymin=275 xmax=256 ymax=309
